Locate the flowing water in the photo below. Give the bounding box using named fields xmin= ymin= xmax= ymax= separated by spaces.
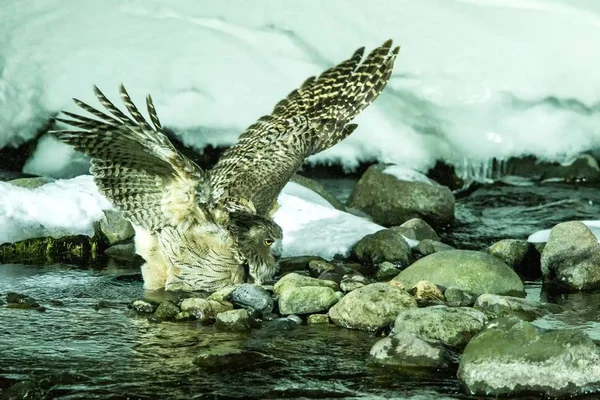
xmin=3 ymin=181 xmax=600 ymax=399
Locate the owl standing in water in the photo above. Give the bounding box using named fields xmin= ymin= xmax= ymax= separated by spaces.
xmin=53 ymin=40 xmax=400 ymax=292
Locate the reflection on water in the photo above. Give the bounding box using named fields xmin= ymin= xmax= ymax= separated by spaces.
xmin=3 ymin=182 xmax=600 ymax=398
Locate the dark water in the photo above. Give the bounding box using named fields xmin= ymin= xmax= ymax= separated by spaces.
xmin=3 ymin=182 xmax=600 ymax=399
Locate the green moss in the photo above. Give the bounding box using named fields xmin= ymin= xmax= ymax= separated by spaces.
xmin=0 ymin=234 xmax=104 ymax=265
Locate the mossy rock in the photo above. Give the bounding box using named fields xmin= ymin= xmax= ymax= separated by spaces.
xmin=0 ymin=234 xmax=102 ymax=265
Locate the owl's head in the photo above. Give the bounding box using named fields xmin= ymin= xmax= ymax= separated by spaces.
xmin=228 ymin=212 xmax=283 ymax=285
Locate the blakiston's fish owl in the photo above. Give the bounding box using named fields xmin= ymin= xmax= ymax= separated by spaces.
xmin=53 ymin=40 xmax=399 ymax=292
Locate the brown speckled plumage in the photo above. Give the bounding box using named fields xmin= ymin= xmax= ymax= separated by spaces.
xmin=52 ymin=40 xmax=400 ymax=292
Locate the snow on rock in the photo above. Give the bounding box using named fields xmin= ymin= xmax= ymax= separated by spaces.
xmin=382 ymin=166 xmax=433 ymax=185
xmin=2 ymin=0 xmax=600 ymax=178
xmin=528 ymin=221 xmax=600 ymax=243
xmin=0 ymin=175 xmax=111 ymax=244
xmin=0 ymin=176 xmax=410 ymax=260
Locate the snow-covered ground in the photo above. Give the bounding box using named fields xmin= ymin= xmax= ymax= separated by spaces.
xmin=1 ymin=0 xmax=599 ymax=178
xmin=0 ymin=176 xmax=416 ymax=259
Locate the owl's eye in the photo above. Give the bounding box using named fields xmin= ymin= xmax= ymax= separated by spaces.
xmin=264 ymin=239 xmax=274 ymax=246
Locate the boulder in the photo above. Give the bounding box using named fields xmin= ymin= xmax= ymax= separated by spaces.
xmin=278 ymin=286 xmax=339 ymax=315
xmin=368 ymin=332 xmax=450 ymax=370
xmin=458 ymin=318 xmax=600 ymax=397
xmin=541 ymin=221 xmax=600 ymax=292
xmin=347 ymin=164 xmax=455 ymax=229
xmin=393 ymin=306 xmax=487 ymax=347
xmin=474 ymin=294 xmax=562 ymax=321
xmin=393 ymin=250 xmax=525 ymax=297
xmin=99 ymin=210 xmax=135 ymax=245
xmin=328 ymin=283 xmax=416 ymax=332
xmin=352 ymin=229 xmax=412 ymax=268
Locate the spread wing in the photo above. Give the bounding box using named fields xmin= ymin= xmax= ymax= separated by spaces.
xmin=209 ymin=40 xmax=400 ymax=216
xmin=52 ymin=85 xmax=210 ymax=232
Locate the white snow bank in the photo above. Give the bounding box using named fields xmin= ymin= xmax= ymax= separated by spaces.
xmin=0 ymin=176 xmax=112 ymax=244
xmin=0 ymin=177 xmax=415 ymax=259
xmin=2 ymin=0 xmax=600 ymax=178
xmin=528 ymin=220 xmax=600 ymax=243
xmin=383 ymin=166 xmax=433 ymax=185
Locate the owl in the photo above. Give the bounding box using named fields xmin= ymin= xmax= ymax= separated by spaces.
xmin=53 ymin=40 xmax=399 ymax=292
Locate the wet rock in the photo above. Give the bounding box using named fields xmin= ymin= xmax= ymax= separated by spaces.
xmin=503 ymin=154 xmax=600 ymax=183
xmin=392 ymin=250 xmax=525 ymax=297
xmin=375 ymin=261 xmax=401 ymax=281
xmin=93 ymin=300 xmax=114 ymax=310
xmin=278 ymin=286 xmax=338 ymax=315
xmin=368 ymin=332 xmax=450 ymax=370
xmin=290 ymin=174 xmax=345 ymax=211
xmin=230 ymin=283 xmax=274 ymax=316
xmin=104 ymin=242 xmax=141 ymax=263
xmin=2 ymin=379 xmax=46 ymax=400
xmin=215 ymin=309 xmax=260 ymax=331
xmin=180 ymin=298 xmax=214 ymax=323
xmin=328 ymin=283 xmax=417 ymax=332
xmin=393 ymin=306 xmax=487 ymax=347
xmin=49 ymin=299 xmax=64 ymax=307
xmin=415 ymin=239 xmax=454 ymax=256
xmin=308 ymin=259 xmax=336 ymax=277
xmin=474 ymin=294 xmax=562 ymax=321
xmin=541 ymin=221 xmax=600 ymax=292
xmin=206 ymin=286 xmax=237 ymax=303
xmin=340 ymin=274 xmax=368 ymax=293
xmin=347 ymin=164 xmax=455 ymax=229
xmin=458 ymin=318 xmax=600 ymax=397
xmin=6 ymin=292 xmax=40 ymax=309
xmin=99 ymin=209 xmax=135 ymax=245
xmin=273 ymin=272 xmax=338 ymax=296
xmin=392 ymin=218 xmax=440 ymax=241
xmin=175 ymin=311 xmax=195 ymax=322
xmin=444 ymin=287 xmax=477 ymax=307
xmin=0 ymin=234 xmax=101 ymax=265
xmin=266 ymin=316 xmax=302 ymax=330
xmin=408 ymin=280 xmax=445 ymax=306
xmin=307 ymin=314 xmax=330 ymax=324
xmin=193 ymin=347 xmax=282 ymax=372
xmin=153 ymin=301 xmax=180 ymax=321
xmin=352 ymin=229 xmax=412 ymax=268
xmin=488 ymin=239 xmax=529 ymax=269
xmin=8 ymin=176 xmax=54 ymax=189
xmin=208 ymin=299 xmax=234 ymax=315
xmin=130 ymin=299 xmax=157 ymax=314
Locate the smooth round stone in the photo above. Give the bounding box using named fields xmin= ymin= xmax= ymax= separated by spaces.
xmin=230 ymin=283 xmax=274 ymax=316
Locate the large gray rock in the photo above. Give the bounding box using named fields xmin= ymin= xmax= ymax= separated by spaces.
xmin=99 ymin=210 xmax=135 ymax=245
xmin=474 ymin=294 xmax=562 ymax=322
xmin=230 ymin=283 xmax=274 ymax=316
xmin=458 ymin=318 xmax=600 ymax=397
xmin=347 ymin=164 xmax=455 ymax=229
xmin=541 ymin=221 xmax=600 ymax=292
xmin=393 ymin=250 xmax=525 ymax=297
xmin=368 ymin=332 xmax=450 ymax=370
xmin=328 ymin=283 xmax=416 ymax=332
xmin=393 ymin=306 xmax=487 ymax=347
xmin=273 ymin=272 xmax=338 ymax=296
xmin=351 ymin=229 xmax=412 ymax=268
xmin=278 ymin=286 xmax=338 ymax=315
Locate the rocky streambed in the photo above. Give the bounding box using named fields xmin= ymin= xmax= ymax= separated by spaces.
xmin=4 ymin=165 xmax=600 ymax=399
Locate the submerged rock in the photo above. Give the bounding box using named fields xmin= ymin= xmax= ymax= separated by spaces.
xmin=215 ymin=309 xmax=260 ymax=331
xmin=368 ymin=332 xmax=450 ymax=370
xmin=273 ymin=272 xmax=338 ymax=296
xmin=415 ymin=239 xmax=454 ymax=257
xmin=541 ymin=221 xmax=600 ymax=292
xmin=6 ymin=292 xmax=41 ymax=309
xmin=393 ymin=306 xmax=487 ymax=347
xmin=278 ymin=286 xmax=338 ymax=315
xmin=99 ymin=209 xmax=135 ymax=245
xmin=194 ymin=347 xmax=282 ymax=372
xmin=393 ymin=250 xmax=525 ymax=297
xmin=391 ymin=218 xmax=440 ymax=241
xmin=352 ymin=229 xmax=412 ymax=269
xmin=458 ymin=318 xmax=600 ymax=397
xmin=347 ymin=164 xmax=455 ymax=229
xmin=474 ymin=294 xmax=562 ymax=321
xmin=328 ymin=283 xmax=416 ymax=332
xmin=230 ymin=283 xmax=274 ymax=316
xmin=2 ymin=379 xmax=46 ymax=400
